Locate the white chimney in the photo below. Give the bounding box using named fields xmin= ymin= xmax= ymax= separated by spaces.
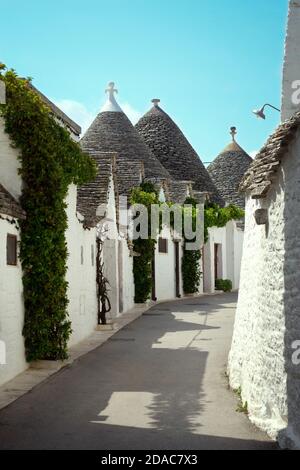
xmin=281 ymin=0 xmax=300 ymax=121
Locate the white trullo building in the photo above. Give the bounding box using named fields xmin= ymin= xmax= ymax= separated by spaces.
xmin=136 ymin=101 xmax=246 ymax=292
xmin=207 ymin=127 xmax=252 ymax=290
xmin=81 ymin=84 xmax=203 ymax=302
xmin=228 ymin=0 xmax=300 ymax=449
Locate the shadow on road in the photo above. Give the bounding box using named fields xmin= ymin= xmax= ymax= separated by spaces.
xmin=0 ymin=293 xmax=276 ymax=450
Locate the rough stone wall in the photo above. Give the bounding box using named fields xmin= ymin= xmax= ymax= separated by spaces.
xmin=228 ymin=130 xmax=300 ymax=448
xmin=0 ymin=218 xmax=27 ymax=386
xmin=281 ymin=0 xmax=300 ymax=121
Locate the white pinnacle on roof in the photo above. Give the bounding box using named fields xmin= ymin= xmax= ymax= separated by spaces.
xmin=100 ymin=82 xmax=123 ymax=113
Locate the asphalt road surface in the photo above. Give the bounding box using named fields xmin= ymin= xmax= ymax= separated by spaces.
xmin=0 ymin=292 xmax=276 ymax=450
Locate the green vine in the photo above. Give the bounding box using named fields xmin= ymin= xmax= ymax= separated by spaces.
xmin=181 ymin=198 xmax=202 ymax=294
xmin=182 ymin=198 xmax=244 ymax=294
xmin=204 ymin=202 xmax=244 ymax=243
xmin=0 ymin=66 xmax=96 ymax=361
xmin=130 ymin=183 xmax=159 ymax=303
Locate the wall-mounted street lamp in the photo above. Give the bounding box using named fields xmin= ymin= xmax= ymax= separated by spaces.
xmin=252 ymin=103 xmax=280 ymax=120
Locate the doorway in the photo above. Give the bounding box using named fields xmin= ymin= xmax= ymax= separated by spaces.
xmin=214 ymin=243 xmax=223 ymax=280
xmin=151 ymin=250 xmax=157 ymax=301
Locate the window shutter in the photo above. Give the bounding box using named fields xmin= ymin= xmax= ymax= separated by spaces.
xmin=158 ymin=237 xmax=168 ymax=253
xmin=7 ymin=234 xmax=17 ymax=266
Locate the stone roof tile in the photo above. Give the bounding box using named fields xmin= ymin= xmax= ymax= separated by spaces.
xmin=81 ymin=98 xmax=170 ymax=181
xmin=135 ymin=103 xmax=224 ymax=206
xmin=240 ymin=111 xmax=300 ymax=198
xmin=0 ymin=183 xmax=25 ymax=220
xmin=77 ymin=152 xmax=116 ymax=227
xmin=208 ymin=133 xmax=252 ymax=209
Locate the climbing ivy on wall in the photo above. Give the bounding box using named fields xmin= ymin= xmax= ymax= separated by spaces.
xmin=130 ymin=183 xmax=159 ymax=303
xmin=181 ymin=198 xmax=202 ymax=294
xmin=0 ymin=65 xmax=96 ymax=361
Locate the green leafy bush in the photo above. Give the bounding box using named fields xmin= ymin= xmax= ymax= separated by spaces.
xmin=130 ymin=184 xmax=159 ymax=303
xmin=215 ymin=279 xmax=233 ymax=292
xmin=204 ymin=203 xmax=244 ymax=243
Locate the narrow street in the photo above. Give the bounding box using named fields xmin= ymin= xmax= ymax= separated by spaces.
xmin=0 ymin=293 xmax=275 ymax=450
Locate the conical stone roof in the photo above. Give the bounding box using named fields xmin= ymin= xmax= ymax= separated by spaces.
xmin=207 ymin=127 xmax=252 ymax=209
xmin=135 ymin=100 xmax=224 ymax=205
xmin=81 ymin=83 xmax=170 ymax=181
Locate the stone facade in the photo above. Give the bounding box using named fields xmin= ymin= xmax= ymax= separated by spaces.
xmin=281 ymin=0 xmax=300 ymax=121
xmin=228 ymin=1 xmax=300 ymax=448
xmin=228 ymin=128 xmax=300 ymax=449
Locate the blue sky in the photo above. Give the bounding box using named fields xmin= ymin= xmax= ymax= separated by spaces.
xmin=1 ymin=0 xmax=288 ymax=163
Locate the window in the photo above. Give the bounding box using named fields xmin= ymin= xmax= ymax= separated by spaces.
xmin=7 ymin=234 xmax=17 ymax=266
xmin=158 ymin=237 xmax=168 ymax=254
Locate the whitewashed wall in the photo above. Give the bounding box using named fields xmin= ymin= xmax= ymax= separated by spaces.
xmin=203 ymin=226 xmax=227 ymax=293
xmin=281 ymin=0 xmax=300 ymax=121
xmin=226 ymin=220 xmax=244 ymax=291
xmin=118 ymin=238 xmax=134 ymax=314
xmin=0 ymin=117 xmax=22 ymax=200
xmin=0 ymin=114 xmax=27 ymax=386
xmin=233 ymin=224 xmax=244 ymax=290
xmin=101 ymin=177 xmax=119 ymax=319
xmin=99 ymin=178 xmax=135 ymax=318
xmin=65 ymin=184 xmax=98 ymax=346
xmin=0 ymin=218 xmax=27 ymax=386
xmin=228 ymin=129 xmax=300 ymax=449
xmin=203 ymin=222 xmax=243 ymax=293
xmin=155 ymin=226 xmax=176 ymax=301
